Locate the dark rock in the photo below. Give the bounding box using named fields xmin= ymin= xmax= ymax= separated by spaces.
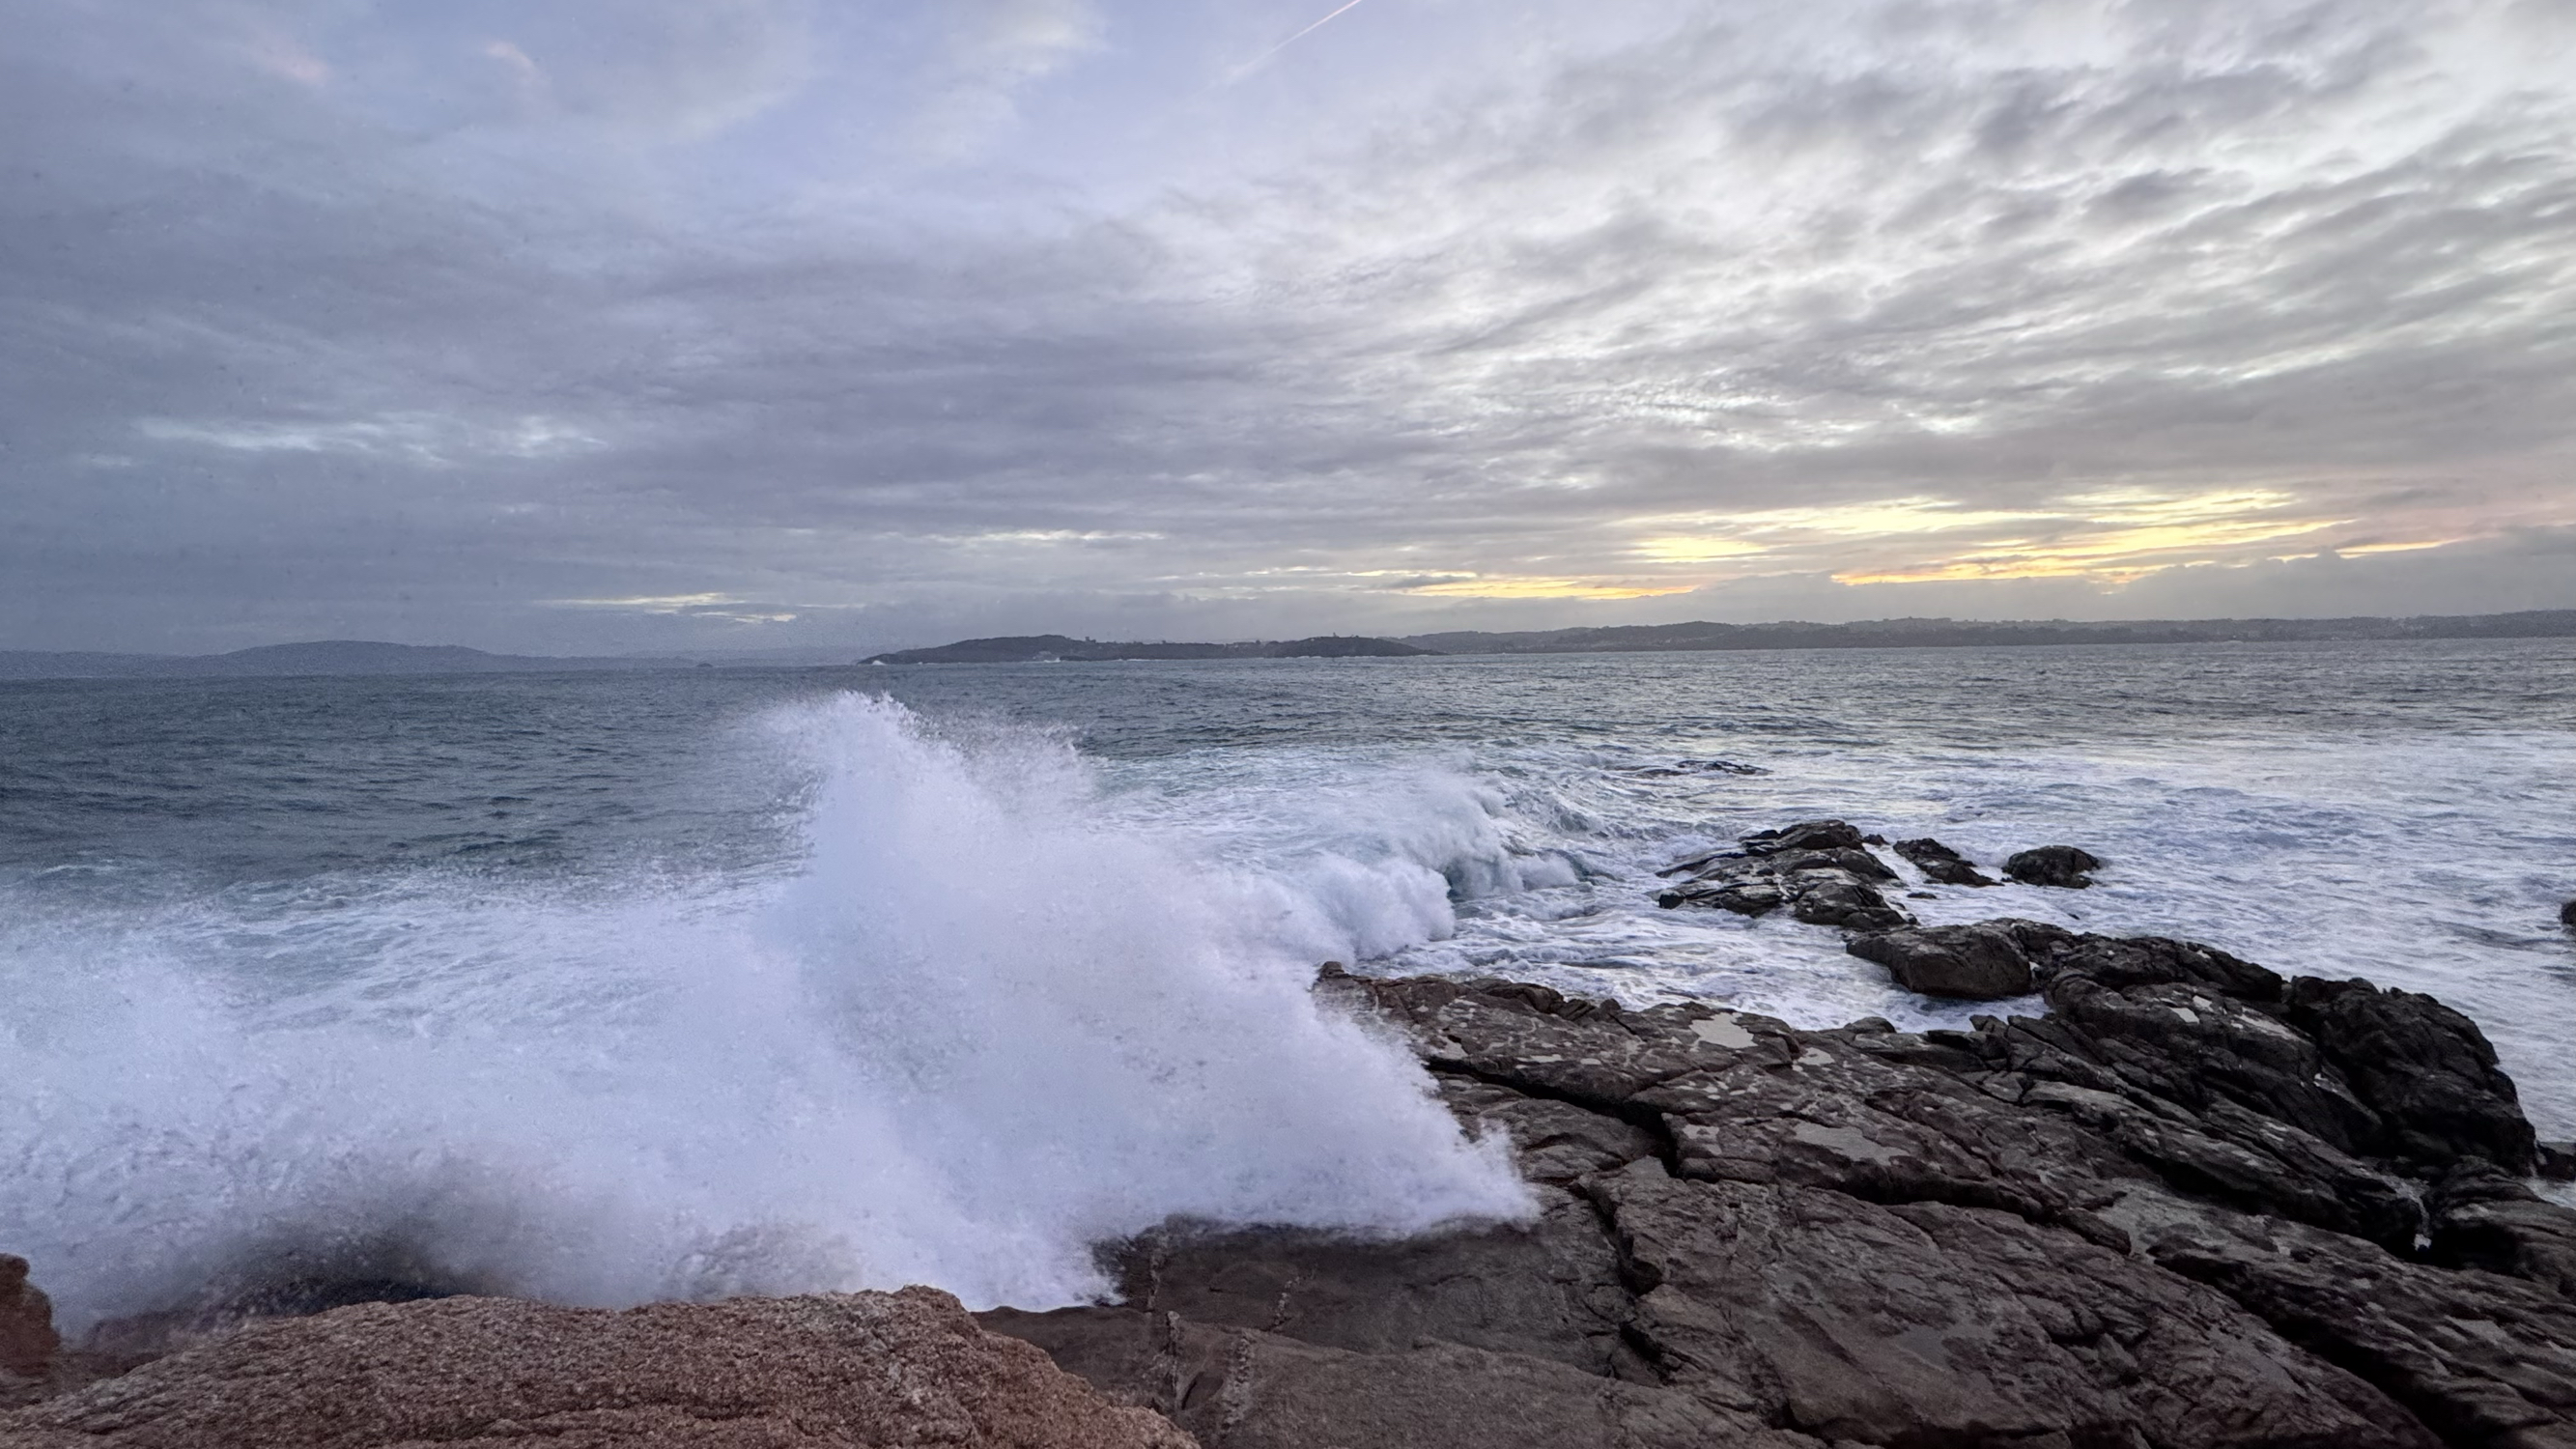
xmin=2153 ymin=1211 xmax=2576 ymax=1447
xmin=1654 ymin=879 xmax=1782 ymax=914
xmin=1655 ymin=822 xmax=1911 ymax=930
xmin=0 ymin=1289 xmax=1192 ymax=1449
xmin=2426 ymin=1159 xmax=2576 ymax=1298
xmin=1591 ymin=1165 xmax=2438 ymax=1448
xmin=2282 ymin=975 xmax=2538 ymax=1175
xmin=2542 ymin=1141 xmax=2576 ymax=1180
xmin=1738 ymin=818 xmax=1866 ymax=855
xmin=2004 ymin=844 xmax=2104 ymax=888
xmin=2562 ymin=898 xmax=2576 ymax=928
xmin=1891 ymin=837 xmax=1996 ymax=886
xmin=1848 ymin=923 xmax=2033 ymax=999
xmin=0 ymin=1262 xmax=53 ymax=1384
xmin=1786 ymin=877 xmax=1911 ymax=930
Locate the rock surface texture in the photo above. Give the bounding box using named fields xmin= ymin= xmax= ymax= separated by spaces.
xmin=1891 ymin=836 xmax=1996 ymax=886
xmin=0 ymin=1261 xmax=59 ymax=1409
xmin=0 ymin=1288 xmax=1191 ymax=1449
xmin=1656 ymin=818 xmax=1914 ymax=930
xmin=986 ymin=927 xmax=2576 ymax=1449
xmin=2004 ymin=843 xmax=2106 ymax=887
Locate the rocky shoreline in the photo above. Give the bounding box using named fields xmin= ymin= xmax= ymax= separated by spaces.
xmin=8 ymin=821 xmax=2576 ymax=1447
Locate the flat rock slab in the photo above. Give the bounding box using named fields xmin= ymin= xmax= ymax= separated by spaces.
xmin=0 ymin=1288 xmax=1191 ymax=1449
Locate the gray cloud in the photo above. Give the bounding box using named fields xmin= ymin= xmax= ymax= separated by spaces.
xmin=2 ymin=0 xmax=2570 ymax=654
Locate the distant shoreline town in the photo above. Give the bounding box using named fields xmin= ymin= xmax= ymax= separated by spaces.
xmin=2 ymin=609 xmax=2571 ymax=679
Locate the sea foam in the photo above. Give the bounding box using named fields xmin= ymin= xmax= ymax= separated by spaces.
xmin=0 ymin=694 xmax=1530 ymax=1332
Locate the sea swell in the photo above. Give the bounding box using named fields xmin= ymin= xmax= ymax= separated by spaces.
xmin=0 ymin=694 xmax=1531 ymax=1333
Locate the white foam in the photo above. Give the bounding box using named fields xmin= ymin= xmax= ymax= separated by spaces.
xmin=0 ymin=695 xmax=1530 ymax=1332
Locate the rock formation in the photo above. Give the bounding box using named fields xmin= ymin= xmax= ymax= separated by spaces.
xmin=10 ymin=815 xmax=2572 ymax=1449
xmin=2005 ymin=844 xmax=2105 ymax=887
xmin=0 ymin=1288 xmax=1189 ymax=1449
xmin=984 ymin=931 xmax=2576 ymax=1448
xmin=1656 ymin=818 xmax=1913 ymax=929
xmin=1891 ymin=836 xmax=1996 ymax=885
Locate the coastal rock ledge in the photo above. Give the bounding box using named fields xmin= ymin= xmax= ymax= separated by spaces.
xmin=0 ymin=1288 xmax=1189 ymax=1449
xmin=986 ymin=934 xmax=2576 ymax=1449
xmin=9 ymin=925 xmax=2576 ymax=1448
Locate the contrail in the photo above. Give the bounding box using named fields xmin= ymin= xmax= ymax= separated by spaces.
xmin=1230 ymin=0 xmax=1375 ymax=79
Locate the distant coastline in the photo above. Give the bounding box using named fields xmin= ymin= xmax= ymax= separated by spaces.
xmin=5 ymin=610 xmax=2572 ymax=681
xmin=862 ymin=635 xmax=1431 ymax=665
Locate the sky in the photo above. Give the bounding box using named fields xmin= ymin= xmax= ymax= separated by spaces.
xmin=5 ymin=0 xmax=2574 ymax=656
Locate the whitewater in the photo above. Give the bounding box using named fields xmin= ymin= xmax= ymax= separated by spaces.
xmin=3 ymin=639 xmax=2572 ymax=1332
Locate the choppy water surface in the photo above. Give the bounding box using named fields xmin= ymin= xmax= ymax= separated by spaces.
xmin=4 ymin=639 xmax=2572 ymax=1326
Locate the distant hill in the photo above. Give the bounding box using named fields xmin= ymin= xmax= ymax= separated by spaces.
xmin=0 ymin=640 xmax=689 ymax=681
xmin=1401 ymin=611 xmax=2576 ymax=655
xmin=863 ymin=634 xmax=1433 ymax=665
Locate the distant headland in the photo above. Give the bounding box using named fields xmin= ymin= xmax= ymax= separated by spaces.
xmin=1398 ymin=608 xmax=2576 ymax=655
xmin=5 ymin=610 xmax=2571 ymax=681
xmin=863 ymin=635 xmax=1432 ymax=665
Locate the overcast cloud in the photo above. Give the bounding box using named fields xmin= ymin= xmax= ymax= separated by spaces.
xmin=4 ymin=0 xmax=2572 ymax=654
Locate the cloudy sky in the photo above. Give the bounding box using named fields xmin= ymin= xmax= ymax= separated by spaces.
xmin=6 ymin=0 xmax=2574 ymax=655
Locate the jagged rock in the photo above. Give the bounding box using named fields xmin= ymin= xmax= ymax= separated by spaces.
xmin=1654 ymin=878 xmax=1781 ymax=914
xmin=0 ymin=1289 xmax=1191 ymax=1449
xmin=1785 ymin=877 xmax=1910 ymax=929
xmin=1656 ymin=820 xmax=1913 ymax=929
xmin=2426 ymin=1159 xmax=2576 ymax=1298
xmin=2562 ymin=898 xmax=2576 ymax=928
xmin=2004 ymin=844 xmax=2104 ymax=887
xmin=1847 ymin=923 xmax=2032 ymax=998
xmin=1738 ymin=819 xmax=1866 ymax=855
xmin=2281 ymin=975 xmax=2539 ymax=1175
xmin=992 ymin=946 xmax=2576 ymax=1448
xmin=2543 ymin=1141 xmax=2576 ymax=1181
xmin=2153 ymin=1211 xmax=2576 ymax=1448
xmin=1589 ymin=1164 xmax=2437 ymax=1448
xmin=1891 ymin=837 xmax=1996 ymax=885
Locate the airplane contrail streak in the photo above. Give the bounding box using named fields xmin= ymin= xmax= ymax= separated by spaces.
xmin=1231 ymin=0 xmax=1375 ymax=78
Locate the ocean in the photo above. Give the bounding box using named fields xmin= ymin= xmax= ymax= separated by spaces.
xmin=5 ymin=639 xmax=2573 ymax=1330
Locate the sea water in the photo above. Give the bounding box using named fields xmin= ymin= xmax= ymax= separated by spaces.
xmin=3 ymin=639 xmax=2572 ymax=1329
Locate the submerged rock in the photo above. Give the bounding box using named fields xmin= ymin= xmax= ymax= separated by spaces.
xmin=1891 ymin=837 xmax=1996 ymax=886
xmin=2004 ymin=844 xmax=2104 ymax=887
xmin=1846 ymin=922 xmax=2033 ymax=998
xmin=0 ymin=1288 xmax=1189 ymax=1449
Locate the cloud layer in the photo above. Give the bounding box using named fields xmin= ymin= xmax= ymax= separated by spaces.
xmin=4 ymin=0 xmax=2571 ymax=652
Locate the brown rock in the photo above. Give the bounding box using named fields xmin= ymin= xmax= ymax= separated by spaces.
xmin=0 ymin=1287 xmax=1191 ymax=1449
xmin=0 ymin=1261 xmax=56 ymax=1383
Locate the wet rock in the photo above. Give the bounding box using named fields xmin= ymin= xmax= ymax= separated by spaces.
xmin=1655 ymin=822 xmax=1911 ymax=930
xmin=1654 ymin=879 xmax=1781 ymax=915
xmin=0 ymin=1289 xmax=1190 ymax=1449
xmin=1738 ymin=818 xmax=1866 ymax=855
xmin=1891 ymin=837 xmax=1995 ymax=886
xmin=1785 ymin=877 xmax=1911 ymax=930
xmin=1847 ymin=923 xmax=2033 ymax=999
xmin=1590 ymin=1165 xmax=2437 ymax=1449
xmin=2153 ymin=1211 xmax=2576 ymax=1447
xmin=2282 ymin=975 xmax=2539 ymax=1175
xmin=2004 ymin=844 xmax=2104 ymax=888
xmin=2542 ymin=1141 xmax=2576 ymax=1181
xmin=2562 ymin=898 xmax=2576 ymax=928
xmin=2426 ymin=1159 xmax=2576 ymax=1298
